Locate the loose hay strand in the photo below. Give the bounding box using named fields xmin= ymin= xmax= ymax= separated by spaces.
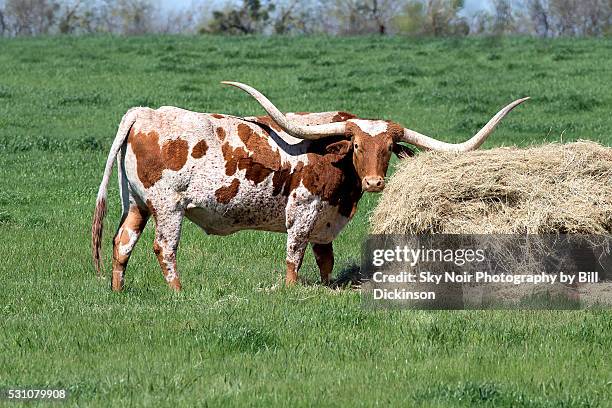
xmin=371 ymin=141 xmax=612 ymax=234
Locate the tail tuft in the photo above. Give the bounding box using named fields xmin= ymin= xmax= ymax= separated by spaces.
xmin=92 ymin=198 xmax=107 ymax=277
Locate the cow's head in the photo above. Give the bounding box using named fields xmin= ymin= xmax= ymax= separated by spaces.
xmin=325 ymin=120 xmax=410 ymax=192
xmin=222 ymin=81 xmax=529 ymax=193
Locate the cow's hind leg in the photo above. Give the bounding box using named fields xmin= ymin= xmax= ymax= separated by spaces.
xmin=150 ymin=204 xmax=184 ymax=291
xmin=112 ymin=205 xmax=150 ymax=291
xmin=312 ymin=242 xmax=334 ymax=285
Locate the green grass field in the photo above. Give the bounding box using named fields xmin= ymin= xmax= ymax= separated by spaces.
xmin=0 ymin=35 xmax=611 ymax=407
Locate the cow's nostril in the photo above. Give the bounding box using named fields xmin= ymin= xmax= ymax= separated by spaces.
xmin=376 ymin=180 xmax=382 ymax=187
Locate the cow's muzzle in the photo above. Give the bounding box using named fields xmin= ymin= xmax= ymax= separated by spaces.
xmin=362 ymin=176 xmax=385 ymax=193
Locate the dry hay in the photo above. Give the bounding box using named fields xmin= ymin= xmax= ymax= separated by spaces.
xmin=370 ymin=141 xmax=612 ymax=307
xmin=371 ymin=141 xmax=612 ymax=235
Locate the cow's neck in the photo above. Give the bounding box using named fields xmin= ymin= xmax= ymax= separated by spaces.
xmin=300 ymin=150 xmax=363 ymax=219
xmin=335 ymin=154 xmax=364 ymax=219
xmin=249 ymin=120 xmax=364 ymax=219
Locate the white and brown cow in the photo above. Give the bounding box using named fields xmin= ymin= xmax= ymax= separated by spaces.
xmin=92 ymin=81 xmax=528 ymax=291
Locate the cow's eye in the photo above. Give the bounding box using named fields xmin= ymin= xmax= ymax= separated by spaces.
xmin=354 ymin=143 xmax=359 ymax=150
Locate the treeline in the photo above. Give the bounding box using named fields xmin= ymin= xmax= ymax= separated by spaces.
xmin=0 ymin=0 xmax=610 ymax=38
xmin=0 ymin=0 xmax=206 ymax=35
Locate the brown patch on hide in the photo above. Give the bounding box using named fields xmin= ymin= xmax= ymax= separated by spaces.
xmin=271 ymin=161 xmax=306 ymax=197
xmin=254 ymin=115 xmax=283 ymax=133
xmin=216 ymin=127 xmax=226 ymax=141
xmin=236 ymin=124 xmax=256 ymax=147
xmin=191 ymin=140 xmax=208 ymax=158
xmin=289 ymin=161 xmax=306 ymax=193
xmin=237 ymin=124 xmax=282 ymax=168
xmin=129 ymin=129 xmax=189 ymax=188
xmin=162 ymin=138 xmax=189 ymax=171
xmin=229 ymin=123 xmax=283 ymax=185
xmin=332 ymin=111 xmax=358 ymax=122
xmin=240 ymin=162 xmax=274 ymax=185
xmin=212 ymin=114 xmax=225 ymax=119
xmin=128 ymin=129 xmax=165 ymax=188
xmin=215 ymin=179 xmax=240 ymax=204
xmin=221 ymin=143 xmax=248 ymax=176
xmin=272 ymin=161 xmax=293 ymax=196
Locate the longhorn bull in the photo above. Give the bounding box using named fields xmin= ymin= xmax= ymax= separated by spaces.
xmin=92 ymin=82 xmax=528 ymax=290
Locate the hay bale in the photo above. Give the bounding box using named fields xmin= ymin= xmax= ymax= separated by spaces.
xmin=371 ymin=141 xmax=612 ymax=234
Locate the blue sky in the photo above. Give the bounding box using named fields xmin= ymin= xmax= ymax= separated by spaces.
xmin=159 ymin=0 xmax=491 ymax=13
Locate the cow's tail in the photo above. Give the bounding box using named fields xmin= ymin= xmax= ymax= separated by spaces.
xmin=92 ymin=108 xmax=139 ymax=276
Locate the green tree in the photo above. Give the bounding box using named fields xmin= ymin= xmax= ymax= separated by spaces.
xmin=394 ymin=0 xmax=467 ymax=36
xmin=492 ymin=0 xmax=515 ymax=35
xmin=206 ymin=0 xmax=274 ymax=34
xmin=4 ymin=0 xmax=59 ymax=35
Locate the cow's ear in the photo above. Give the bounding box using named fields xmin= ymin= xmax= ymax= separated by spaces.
xmin=326 ymin=140 xmax=353 ymax=156
xmin=392 ymin=143 xmax=415 ymax=158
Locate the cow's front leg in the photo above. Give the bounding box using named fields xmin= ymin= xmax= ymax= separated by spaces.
xmin=149 ymin=202 xmax=184 ymax=291
xmin=285 ymin=197 xmax=321 ymax=285
xmin=312 ymin=242 xmax=334 ymax=285
xmin=286 ymin=232 xmax=309 ymax=285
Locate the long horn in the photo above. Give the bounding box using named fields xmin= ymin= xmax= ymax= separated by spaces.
xmin=221 ymin=81 xmax=346 ymax=140
xmin=401 ymin=97 xmax=530 ymax=152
